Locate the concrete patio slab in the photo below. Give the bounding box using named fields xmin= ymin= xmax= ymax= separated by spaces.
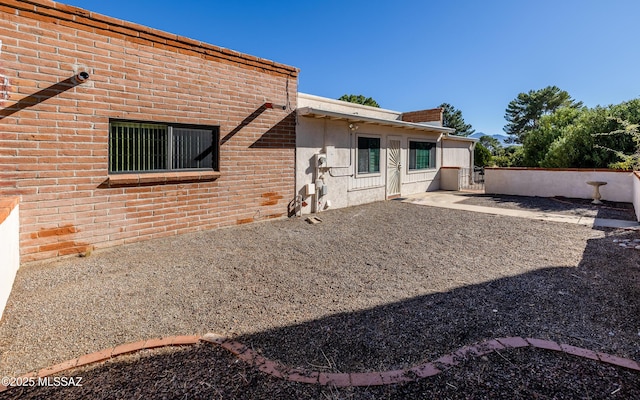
xmin=403 ymin=191 xmax=640 ymax=229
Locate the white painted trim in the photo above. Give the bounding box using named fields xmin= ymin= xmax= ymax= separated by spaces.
xmin=347 ymin=185 xmax=386 ymax=192
xmin=298 ymin=92 xmax=401 ymax=117
xmin=298 ymin=107 xmax=455 ymax=134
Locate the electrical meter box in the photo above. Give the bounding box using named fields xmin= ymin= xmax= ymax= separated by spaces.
xmin=315 ymin=153 xmax=327 ymax=168
xmin=305 ymin=183 xmax=316 ymax=196
xmin=325 ymin=145 xmax=337 ymax=167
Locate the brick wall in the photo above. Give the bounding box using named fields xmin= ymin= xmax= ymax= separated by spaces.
xmin=0 ymin=0 xmax=299 ymax=262
xmin=401 ymin=108 xmax=443 ymax=124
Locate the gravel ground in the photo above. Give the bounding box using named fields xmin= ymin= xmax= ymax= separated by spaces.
xmin=457 ymin=194 xmax=637 ymax=221
xmin=2 ymin=343 xmax=640 ymax=400
xmin=1 ymin=198 xmax=639 ymax=398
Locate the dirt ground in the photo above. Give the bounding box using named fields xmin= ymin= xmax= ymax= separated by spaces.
xmin=1 ymin=197 xmax=639 ymax=398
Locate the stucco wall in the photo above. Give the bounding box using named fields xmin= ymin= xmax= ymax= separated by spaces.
xmin=442 ymin=139 xmax=473 ymax=167
xmin=634 ymin=172 xmax=640 ymax=221
xmin=440 ymin=167 xmax=461 ymax=191
xmin=0 ymin=1 xmax=298 ymax=262
xmin=297 ymin=118 xmax=399 ymax=213
xmin=485 ymin=168 xmax=634 ymax=203
xmin=296 ymin=96 xmax=476 ymax=214
xmin=0 ymin=198 xmax=19 ymax=321
xmin=297 ymin=116 xmax=446 ymax=214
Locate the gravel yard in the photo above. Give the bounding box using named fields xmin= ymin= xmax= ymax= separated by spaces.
xmin=3 ymin=343 xmax=640 ymax=399
xmin=1 ymin=198 xmax=639 ymax=398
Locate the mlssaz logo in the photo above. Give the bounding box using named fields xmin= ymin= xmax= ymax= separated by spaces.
xmin=37 ymin=376 xmax=83 ymax=387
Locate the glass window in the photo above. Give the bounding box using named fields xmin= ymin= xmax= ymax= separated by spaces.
xmin=109 ymin=121 xmax=219 ymax=173
xmin=357 ymin=136 xmax=380 ymax=174
xmin=409 ymin=141 xmax=435 ymax=170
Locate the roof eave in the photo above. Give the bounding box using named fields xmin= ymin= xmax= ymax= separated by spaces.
xmin=442 ymin=133 xmax=479 ymax=142
xmin=297 ymin=107 xmax=456 ymax=134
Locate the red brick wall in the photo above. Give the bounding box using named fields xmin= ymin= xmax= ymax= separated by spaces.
xmin=401 ymin=108 xmax=443 ymax=124
xmin=0 ymin=0 xmax=299 ymax=262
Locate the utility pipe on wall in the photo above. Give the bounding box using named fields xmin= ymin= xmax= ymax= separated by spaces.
xmin=76 ymin=71 xmax=90 ymax=82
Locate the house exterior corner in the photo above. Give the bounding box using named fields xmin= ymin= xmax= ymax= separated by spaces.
xmin=0 ymin=0 xmax=298 ymax=263
xmin=295 ymin=94 xmax=475 ymax=214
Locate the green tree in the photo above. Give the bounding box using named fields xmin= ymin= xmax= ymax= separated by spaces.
xmin=478 ymin=135 xmax=502 ymax=155
xmin=474 ymin=143 xmax=492 ymax=167
xmin=521 ymin=107 xmax=582 ymax=166
xmin=538 ymin=100 xmax=639 ymax=168
xmin=338 ymin=94 xmax=380 ymax=108
xmin=504 ymin=86 xmax=583 ymax=143
xmin=493 ymin=146 xmax=525 ymax=167
xmin=599 ymin=119 xmax=640 ymax=170
xmin=439 ymin=103 xmax=475 ymax=136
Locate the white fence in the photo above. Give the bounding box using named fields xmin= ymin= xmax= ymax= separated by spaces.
xmin=440 ymin=166 xmax=485 ymax=191
xmin=634 ymin=172 xmax=640 ymax=221
xmin=0 ymin=198 xmax=20 ymax=321
xmin=485 ymin=168 xmax=634 ymax=203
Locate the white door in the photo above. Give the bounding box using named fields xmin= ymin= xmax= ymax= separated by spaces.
xmin=386 ymin=138 xmax=401 ymax=197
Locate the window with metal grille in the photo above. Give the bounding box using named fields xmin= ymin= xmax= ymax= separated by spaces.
xmin=357 ymin=136 xmax=380 ymax=174
xmin=109 ymin=121 xmax=219 ymax=173
xmin=409 ymin=140 xmax=435 ymax=170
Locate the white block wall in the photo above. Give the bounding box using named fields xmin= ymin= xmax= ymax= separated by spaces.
xmin=0 ymin=204 xmax=20 ymax=321
xmin=485 ymin=168 xmax=634 ymax=203
xmin=633 ymin=173 xmax=640 ymax=221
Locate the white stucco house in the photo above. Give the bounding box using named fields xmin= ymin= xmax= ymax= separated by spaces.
xmin=296 ymin=93 xmax=477 ymax=214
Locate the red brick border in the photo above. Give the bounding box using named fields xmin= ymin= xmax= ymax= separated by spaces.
xmin=0 ymin=335 xmax=201 ymax=393
xmin=2 ymin=335 xmax=639 ymax=393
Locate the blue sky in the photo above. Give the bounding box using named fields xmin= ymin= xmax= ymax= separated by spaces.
xmin=63 ymin=0 xmax=640 ymax=135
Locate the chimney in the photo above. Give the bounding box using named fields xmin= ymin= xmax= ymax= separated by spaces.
xmin=401 ymin=108 xmax=444 ymax=126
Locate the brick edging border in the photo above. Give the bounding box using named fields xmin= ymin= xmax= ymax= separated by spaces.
xmin=2 ymin=335 xmax=639 ymax=392
xmin=0 ymin=335 xmax=201 ymax=393
xmin=202 ymin=334 xmax=640 ymax=387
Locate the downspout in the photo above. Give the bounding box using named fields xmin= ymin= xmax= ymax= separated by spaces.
xmin=314 ymin=119 xmax=328 ymax=213
xmin=296 ymin=103 xmax=303 ymax=217
xmin=317 ymin=120 xmax=355 ymax=212
xmin=295 ymin=104 xmax=300 ymax=215
xmin=470 ymin=141 xmax=476 ymax=169
xmin=314 ymin=119 xmax=330 ymax=213
xmin=439 ymin=132 xmax=446 ymax=168
xmin=470 ymin=141 xmax=476 ymax=184
xmin=314 ymin=155 xmax=321 ymax=213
